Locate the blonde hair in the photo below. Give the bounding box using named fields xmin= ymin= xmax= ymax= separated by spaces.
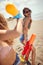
xmin=0 ymin=14 xmax=13 ymax=45
xmin=0 ymin=13 xmax=8 ymax=29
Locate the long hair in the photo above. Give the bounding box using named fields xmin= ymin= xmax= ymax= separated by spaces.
xmin=0 ymin=14 xmax=13 ymax=45
xmin=0 ymin=14 xmax=8 ymax=29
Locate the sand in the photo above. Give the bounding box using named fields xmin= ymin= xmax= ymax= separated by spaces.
xmin=7 ymin=19 xmax=43 ymax=65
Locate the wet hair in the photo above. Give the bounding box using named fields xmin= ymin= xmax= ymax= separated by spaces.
xmin=23 ymin=7 xmax=32 ymax=15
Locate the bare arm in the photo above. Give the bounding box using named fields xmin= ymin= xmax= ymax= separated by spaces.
xmin=23 ymin=19 xmax=29 ymax=45
xmin=0 ymin=29 xmax=20 ymax=41
xmin=31 ymin=46 xmax=36 ymax=65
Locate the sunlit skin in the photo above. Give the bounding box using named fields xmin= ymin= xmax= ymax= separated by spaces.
xmin=0 ymin=13 xmax=25 ymax=65
xmin=21 ymin=8 xmax=36 ymax=65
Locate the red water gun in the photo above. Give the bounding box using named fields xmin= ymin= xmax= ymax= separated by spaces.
xmin=22 ymin=34 xmax=36 ymax=61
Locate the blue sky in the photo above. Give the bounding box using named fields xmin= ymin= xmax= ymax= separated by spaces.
xmin=0 ymin=0 xmax=43 ymax=20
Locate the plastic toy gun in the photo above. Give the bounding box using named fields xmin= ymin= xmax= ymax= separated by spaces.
xmin=6 ymin=4 xmax=22 ymax=19
xmin=20 ymin=34 xmax=36 ymax=62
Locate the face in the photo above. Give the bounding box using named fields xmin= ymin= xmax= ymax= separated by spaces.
xmin=24 ymin=9 xmax=31 ymax=17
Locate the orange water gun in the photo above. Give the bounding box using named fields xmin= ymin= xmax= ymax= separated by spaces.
xmin=22 ymin=34 xmax=36 ymax=61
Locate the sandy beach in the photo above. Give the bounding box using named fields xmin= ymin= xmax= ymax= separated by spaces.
xmin=7 ymin=19 xmax=43 ymax=65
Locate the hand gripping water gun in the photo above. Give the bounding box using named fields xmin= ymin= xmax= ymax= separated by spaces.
xmin=5 ymin=4 xmax=22 ymax=18
xmin=20 ymin=34 xmax=36 ymax=62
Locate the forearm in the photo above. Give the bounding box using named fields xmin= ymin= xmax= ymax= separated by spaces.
xmin=24 ymin=33 xmax=27 ymax=42
xmin=0 ymin=30 xmax=20 ymax=41
xmin=23 ymin=28 xmax=28 ymax=45
xmin=22 ymin=32 xmax=27 ymax=45
xmin=32 ymin=47 xmax=36 ymax=65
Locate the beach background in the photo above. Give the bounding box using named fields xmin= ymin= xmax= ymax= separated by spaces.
xmin=7 ymin=19 xmax=43 ymax=65
xmin=0 ymin=0 xmax=43 ymax=65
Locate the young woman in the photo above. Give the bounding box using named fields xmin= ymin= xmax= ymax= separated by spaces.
xmin=20 ymin=8 xmax=36 ymax=65
xmin=0 ymin=13 xmax=24 ymax=65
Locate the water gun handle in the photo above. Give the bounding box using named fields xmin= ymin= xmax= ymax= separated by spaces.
xmin=25 ymin=44 xmax=32 ymax=61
